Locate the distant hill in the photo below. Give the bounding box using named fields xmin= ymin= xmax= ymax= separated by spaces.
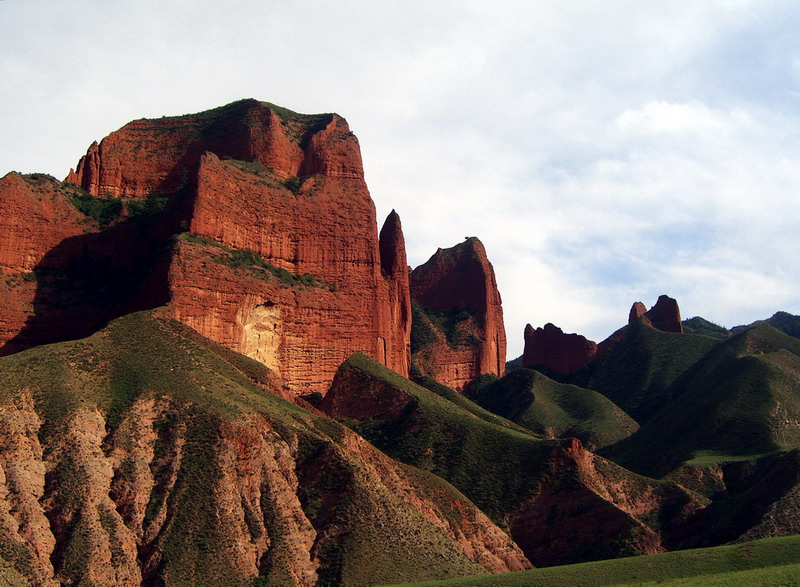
xmin=682 ymin=311 xmax=800 ymax=340
xmin=467 ymin=368 xmax=638 ymax=450
xmin=568 ymin=321 xmax=719 ymax=423
xmin=603 ymin=324 xmax=800 ymax=477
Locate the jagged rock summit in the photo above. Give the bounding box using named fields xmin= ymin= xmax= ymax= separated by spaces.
xmin=522 ymin=323 xmax=598 ymax=375
xmin=409 ymin=237 xmax=507 ymax=390
xmin=629 ymin=294 xmax=683 ymax=334
xmin=0 ymin=99 xmax=412 ymax=395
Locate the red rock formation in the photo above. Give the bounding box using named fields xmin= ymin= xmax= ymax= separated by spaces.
xmin=409 ymin=237 xmax=506 ymax=390
xmin=644 ymin=294 xmax=684 ymax=333
xmin=628 ymin=295 xmax=683 ymax=334
xmin=521 ymin=323 xmax=598 ymax=375
xmin=67 ymin=99 xmax=327 ymax=198
xmin=379 ymin=210 xmax=412 ymax=377
xmin=164 ymin=147 xmax=408 ymax=394
xmin=0 ymin=101 xmax=412 ymax=393
xmin=629 ymin=301 xmax=647 ymax=323
xmin=0 ymin=173 xmax=91 ymax=354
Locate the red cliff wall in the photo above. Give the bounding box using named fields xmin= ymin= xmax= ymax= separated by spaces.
xmin=0 ymin=100 xmax=411 ymax=393
xmin=409 ymin=237 xmax=506 ymax=390
xmin=521 ymin=323 xmax=598 ymax=375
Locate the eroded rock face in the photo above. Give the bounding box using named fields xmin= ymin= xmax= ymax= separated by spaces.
xmin=629 ymin=301 xmax=647 ymax=323
xmin=0 ymin=313 xmax=530 ymax=585
xmin=628 ymin=295 xmax=683 ymax=334
xmin=521 ymin=323 xmax=598 ymax=375
xmin=166 ymin=150 xmax=409 ymax=393
xmin=379 ymin=210 xmax=412 ymax=377
xmin=67 ymin=99 xmax=339 ymax=198
xmin=0 ymin=100 xmax=411 ymax=393
xmin=410 ymin=237 xmax=506 ymax=390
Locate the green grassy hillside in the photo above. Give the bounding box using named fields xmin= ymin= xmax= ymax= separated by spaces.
xmin=604 ymin=324 xmax=800 ymax=477
xmin=468 ymin=368 xmax=639 ymax=450
xmin=571 ymin=321 xmax=720 ymax=423
xmin=0 ymin=311 xmax=513 ymax=586
xmin=322 ymin=354 xmax=703 ymax=567
xmin=395 ymin=534 xmax=800 ymax=586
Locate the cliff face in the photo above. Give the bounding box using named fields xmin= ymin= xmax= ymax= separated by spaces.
xmin=0 ymin=100 xmax=411 ymax=394
xmin=409 ymin=238 xmax=506 ymax=390
xmin=521 ymin=323 xmax=598 ymax=375
xmin=379 ymin=210 xmax=412 ymax=377
xmin=66 ymin=100 xmax=337 ymax=198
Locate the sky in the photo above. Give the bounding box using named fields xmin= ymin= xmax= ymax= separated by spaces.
xmin=2 ymin=0 xmax=800 ymax=358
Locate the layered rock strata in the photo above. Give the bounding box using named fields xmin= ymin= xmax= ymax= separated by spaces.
xmin=0 ymin=100 xmax=412 ymax=394
xmin=521 ymin=323 xmax=598 ymax=375
xmin=409 ymin=237 xmax=506 ymax=390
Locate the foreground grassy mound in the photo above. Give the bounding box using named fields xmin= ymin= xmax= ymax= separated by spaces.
xmin=468 ymin=368 xmax=638 ymax=450
xmin=0 ymin=311 xmax=528 ymax=586
xmin=571 ymin=321 xmax=720 ymax=422
xmin=605 ymin=324 xmax=800 ymax=477
xmin=321 ymin=354 xmax=703 ymax=567
xmin=398 ymin=534 xmax=800 ymax=586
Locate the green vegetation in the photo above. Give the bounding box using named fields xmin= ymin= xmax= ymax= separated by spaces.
xmin=604 ymin=324 xmax=800 ymax=477
xmin=570 ymin=321 xmax=720 ymax=423
xmin=176 ymin=231 xmax=336 ymax=291
xmin=124 ymin=195 xmax=169 ymax=225
xmin=395 ymin=534 xmax=800 ymax=586
xmin=332 ymin=353 xmax=574 ymax=524
xmin=411 ymin=302 xmax=481 ymax=351
xmin=67 ymin=189 xmax=123 ymax=228
xmin=469 ymin=368 xmax=639 ymax=450
xmin=682 ymin=316 xmax=730 ymax=338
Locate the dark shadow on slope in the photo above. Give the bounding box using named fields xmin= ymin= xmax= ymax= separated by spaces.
xmin=0 ymin=192 xmax=190 ymax=356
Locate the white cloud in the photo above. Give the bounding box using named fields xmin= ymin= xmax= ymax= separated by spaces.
xmin=2 ymin=0 xmax=800 ymax=359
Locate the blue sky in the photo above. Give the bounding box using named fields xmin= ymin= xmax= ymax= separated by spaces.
xmin=2 ymin=0 xmax=799 ymax=357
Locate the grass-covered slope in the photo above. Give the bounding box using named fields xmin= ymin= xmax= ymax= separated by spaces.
xmin=0 ymin=310 xmax=527 ymax=586
xmin=468 ymin=368 xmax=639 ymax=450
xmin=397 ymin=534 xmax=800 ymax=586
xmin=570 ymin=321 xmax=721 ymax=423
xmin=321 ymin=354 xmax=704 ymax=567
xmin=604 ymin=324 xmax=800 ymax=477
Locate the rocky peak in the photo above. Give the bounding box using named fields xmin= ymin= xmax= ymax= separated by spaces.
xmin=409 ymin=237 xmax=506 ymax=390
xmin=629 ymin=301 xmax=647 ymax=324
xmin=522 ymin=322 xmax=598 ymax=375
xmin=632 ymin=295 xmax=683 ymax=334
xmin=67 ymin=99 xmax=361 ymax=199
xmin=379 ymin=210 xmax=412 ymax=376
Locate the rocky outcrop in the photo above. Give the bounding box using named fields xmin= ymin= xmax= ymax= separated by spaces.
xmin=629 ymin=301 xmax=647 ymax=323
xmin=409 ymin=237 xmax=506 ymax=390
xmin=521 ymin=323 xmax=598 ymax=375
xmin=379 ymin=210 xmax=412 ymax=377
xmin=166 ymin=148 xmax=408 ymax=393
xmin=630 ymin=295 xmax=683 ymax=333
xmin=67 ymin=99 xmax=340 ymax=198
xmin=0 ymin=100 xmax=412 ymax=393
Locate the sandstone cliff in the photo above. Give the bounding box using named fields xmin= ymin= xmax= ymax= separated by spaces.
xmin=521 ymin=322 xmax=598 ymax=375
xmin=409 ymin=237 xmax=506 ymax=390
xmin=0 ymin=100 xmax=411 ymax=394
